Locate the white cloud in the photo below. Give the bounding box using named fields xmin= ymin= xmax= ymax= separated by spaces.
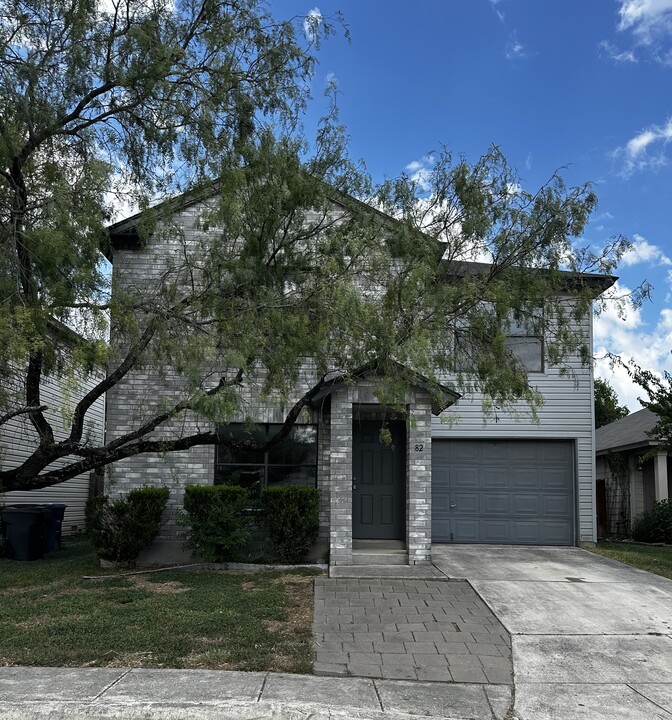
xmin=594 ymin=280 xmax=672 ymax=410
xmin=405 ymin=154 xmax=435 ymax=193
xmin=505 ymin=31 xmax=528 ymax=60
xmin=489 ymin=0 xmax=505 ymax=23
xmin=611 ymin=117 xmax=672 ymax=176
xmin=620 ymin=233 xmax=672 ymax=266
xmin=614 ymin=0 xmax=672 ymax=64
xmin=618 ymin=0 xmax=672 ymax=39
xmin=598 ymin=40 xmax=638 ymax=63
xmin=303 ymin=7 xmax=323 ymax=43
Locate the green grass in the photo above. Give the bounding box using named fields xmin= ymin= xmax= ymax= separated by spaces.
xmin=0 ymin=537 xmax=322 ymax=671
xmin=590 ymin=542 xmax=672 ymax=580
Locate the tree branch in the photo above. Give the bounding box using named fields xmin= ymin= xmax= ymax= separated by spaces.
xmin=0 ymin=405 xmax=48 ymax=428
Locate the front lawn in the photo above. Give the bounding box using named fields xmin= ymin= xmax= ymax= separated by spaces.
xmin=0 ymin=537 xmax=321 ymax=672
xmin=590 ymin=541 xmax=672 ymax=580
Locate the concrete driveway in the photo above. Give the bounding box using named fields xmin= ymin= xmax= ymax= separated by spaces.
xmin=432 ymin=544 xmax=672 ymax=720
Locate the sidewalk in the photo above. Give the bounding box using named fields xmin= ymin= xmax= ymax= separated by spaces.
xmin=0 ymin=666 xmax=513 ymax=720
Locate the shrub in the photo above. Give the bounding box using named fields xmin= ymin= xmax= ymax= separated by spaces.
xmin=632 ymin=499 xmax=672 ymax=544
xmin=261 ymin=486 xmax=319 ymax=563
xmin=180 ymin=485 xmax=251 ymax=562
xmin=86 ymin=486 xmax=169 ymax=565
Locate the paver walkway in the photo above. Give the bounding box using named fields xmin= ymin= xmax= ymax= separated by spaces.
xmin=313 ymin=577 xmax=512 ymax=683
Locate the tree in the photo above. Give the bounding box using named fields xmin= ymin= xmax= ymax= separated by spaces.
xmin=1 ymin=0 xmax=633 ymax=492
xmin=594 ymin=377 xmax=629 ymax=428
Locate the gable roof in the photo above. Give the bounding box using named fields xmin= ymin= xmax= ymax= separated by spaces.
xmin=595 ymin=408 xmax=659 ymax=455
xmin=308 ymin=359 xmax=461 ymax=417
xmin=104 ymin=182 xmax=617 ymax=296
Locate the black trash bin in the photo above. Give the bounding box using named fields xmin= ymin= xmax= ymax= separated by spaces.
xmin=45 ymin=503 xmax=67 ymax=551
xmin=1 ymin=506 xmax=45 ymax=561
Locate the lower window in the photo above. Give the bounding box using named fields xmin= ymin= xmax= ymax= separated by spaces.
xmin=215 ymin=423 xmax=317 ymax=497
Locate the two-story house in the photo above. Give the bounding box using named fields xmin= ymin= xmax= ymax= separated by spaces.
xmin=104 ymin=188 xmax=614 ymax=566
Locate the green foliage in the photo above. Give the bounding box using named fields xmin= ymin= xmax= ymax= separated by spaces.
xmin=260 ymin=486 xmax=320 ymax=563
xmin=594 ymin=377 xmax=629 ymax=428
xmin=631 ymin=500 xmax=672 ymax=544
xmin=0 ymin=0 xmax=640 ymax=494
xmin=85 ymin=486 xmax=169 ymax=564
xmin=624 ymin=363 xmax=672 ymax=454
xmin=180 ymin=485 xmax=251 ymax=562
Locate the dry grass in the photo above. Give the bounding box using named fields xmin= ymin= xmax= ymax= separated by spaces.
xmin=0 ymin=537 xmax=323 ymax=672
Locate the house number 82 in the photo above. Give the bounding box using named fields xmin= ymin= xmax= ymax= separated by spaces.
xmin=414 ymin=444 xmax=424 ymax=452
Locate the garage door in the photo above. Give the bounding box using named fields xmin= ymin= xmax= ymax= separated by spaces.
xmin=432 ymin=439 xmax=575 ymax=545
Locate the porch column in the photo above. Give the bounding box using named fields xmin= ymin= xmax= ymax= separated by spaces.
xmin=407 ymin=391 xmax=433 ymax=565
xmin=654 ymin=450 xmax=669 ymax=502
xmin=329 ymin=387 xmax=353 ymax=565
xmin=628 ymin=454 xmax=637 ymax=525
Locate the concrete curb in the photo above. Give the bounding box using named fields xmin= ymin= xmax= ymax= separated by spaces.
xmin=0 ymin=668 xmax=512 ymax=720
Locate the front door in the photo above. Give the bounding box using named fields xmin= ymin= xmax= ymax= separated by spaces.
xmin=352 ymin=419 xmax=406 ymax=539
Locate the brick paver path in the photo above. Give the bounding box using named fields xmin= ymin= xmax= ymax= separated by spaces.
xmin=313 ymin=578 xmax=512 ymax=683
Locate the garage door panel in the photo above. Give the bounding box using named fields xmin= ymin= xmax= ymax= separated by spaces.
xmin=512 ymin=468 xmax=541 ymax=489
xmin=480 ymin=493 xmax=509 ymax=514
xmin=452 ymin=467 xmax=479 ymax=487
xmin=453 ymin=519 xmax=480 ymax=542
xmin=512 ymin=494 xmax=541 ymax=514
xmin=454 ymin=492 xmax=479 ymax=513
xmin=432 ymin=492 xmax=452 ymax=512
xmin=542 ymin=443 xmax=573 ymax=463
xmin=510 ymin=522 xmax=541 ymax=543
xmin=511 ymin=442 xmax=540 ymax=463
xmin=481 ymin=468 xmax=509 ymax=488
xmin=544 ymin=468 xmax=573 ymax=490
xmin=543 ymin=494 xmax=573 ymax=515
xmin=451 ymin=443 xmax=480 ymax=462
xmin=541 ymin=522 xmax=573 ymax=544
xmin=480 ymin=520 xmax=511 ymax=543
xmin=481 ymin=442 xmax=510 ymax=462
xmin=432 ymin=439 xmax=575 ymax=546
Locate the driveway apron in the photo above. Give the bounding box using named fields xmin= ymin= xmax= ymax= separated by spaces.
xmin=432 ymin=544 xmax=672 ymax=720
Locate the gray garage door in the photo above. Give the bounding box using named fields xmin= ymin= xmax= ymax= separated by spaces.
xmin=432 ymin=439 xmax=575 ymax=545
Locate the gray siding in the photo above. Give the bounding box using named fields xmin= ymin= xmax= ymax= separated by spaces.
xmin=1 ymin=368 xmax=105 ymax=534
xmin=433 ymin=308 xmax=597 ymax=544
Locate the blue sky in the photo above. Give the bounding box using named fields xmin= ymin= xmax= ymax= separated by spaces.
xmin=274 ymin=0 xmax=672 ymax=411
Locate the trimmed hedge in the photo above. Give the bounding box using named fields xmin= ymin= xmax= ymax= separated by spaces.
xmin=180 ymin=485 xmax=251 ymax=562
xmin=261 ymin=485 xmax=319 ymax=563
xmin=632 ymin=499 xmax=672 ymax=544
xmin=86 ymin=486 xmax=169 ymax=565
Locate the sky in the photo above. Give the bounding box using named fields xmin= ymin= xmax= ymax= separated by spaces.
xmin=270 ymin=0 xmax=672 ymax=412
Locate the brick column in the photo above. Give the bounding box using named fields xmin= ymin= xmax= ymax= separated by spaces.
xmin=329 ymin=388 xmax=353 ymax=565
xmin=407 ymin=392 xmax=433 ymax=564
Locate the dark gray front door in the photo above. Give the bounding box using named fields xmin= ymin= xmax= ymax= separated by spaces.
xmin=432 ymin=439 xmax=575 ymax=545
xmin=353 ymin=420 xmax=406 ymax=540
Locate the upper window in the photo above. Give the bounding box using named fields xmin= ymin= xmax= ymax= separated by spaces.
xmin=215 ymin=423 xmax=317 ymax=497
xmin=453 ymin=307 xmax=544 ymax=374
xmin=504 ymin=316 xmax=544 ymax=372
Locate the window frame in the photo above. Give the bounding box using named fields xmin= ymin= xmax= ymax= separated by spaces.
xmin=214 ymin=422 xmax=318 ymax=495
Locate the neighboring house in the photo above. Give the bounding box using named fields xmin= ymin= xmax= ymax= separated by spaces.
xmin=104 ymin=192 xmax=614 ymax=565
xmin=596 ymin=408 xmax=670 ymax=538
xmin=0 ymin=322 xmax=106 ymax=534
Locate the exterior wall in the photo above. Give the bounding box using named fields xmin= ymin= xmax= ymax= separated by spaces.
xmin=433 ymin=309 xmax=597 ymax=544
xmin=0 ymin=367 xmax=105 ymax=534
